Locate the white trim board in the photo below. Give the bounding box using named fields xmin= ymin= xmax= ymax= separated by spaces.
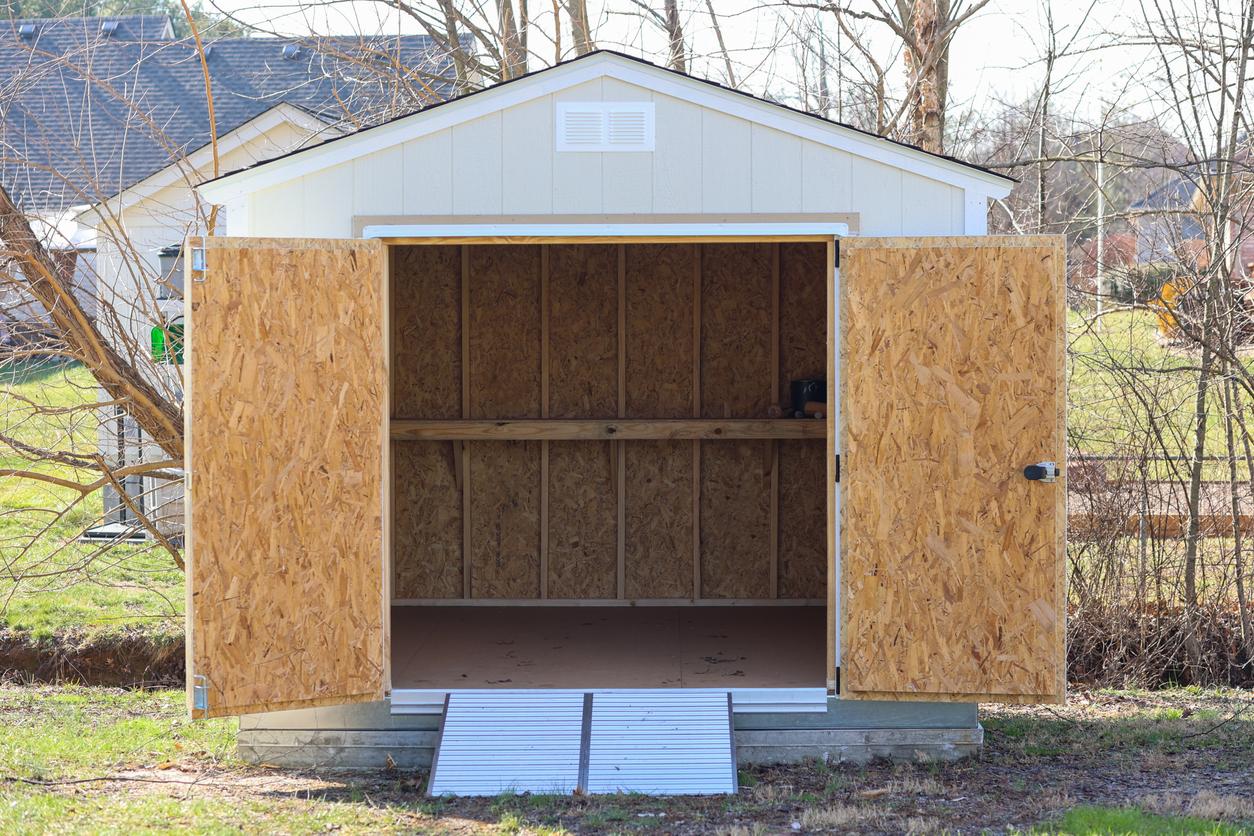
xmin=197 ymin=53 xmax=1012 ymax=205
xmin=391 ymin=688 xmax=829 ymax=715
xmin=365 ymin=223 xmax=849 ymax=240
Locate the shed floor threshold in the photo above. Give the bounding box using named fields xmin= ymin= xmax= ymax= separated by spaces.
xmin=391 ymin=686 xmax=828 ymax=715
xmin=390 ymin=605 xmax=826 ymax=701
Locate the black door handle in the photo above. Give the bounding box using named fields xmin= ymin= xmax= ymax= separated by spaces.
xmin=1023 ymin=462 xmax=1059 ymax=482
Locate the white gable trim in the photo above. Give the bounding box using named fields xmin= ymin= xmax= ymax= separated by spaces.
xmin=602 ymin=59 xmax=1010 ymax=197
xmin=197 ymin=53 xmax=1011 ymax=206
xmin=90 ymin=104 xmax=342 ymax=219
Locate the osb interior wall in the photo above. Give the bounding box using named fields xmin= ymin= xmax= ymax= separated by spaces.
xmin=392 ymin=242 xmax=827 ymax=601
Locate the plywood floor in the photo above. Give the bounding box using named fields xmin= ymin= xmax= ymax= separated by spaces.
xmin=391 ymin=606 xmax=825 ymax=690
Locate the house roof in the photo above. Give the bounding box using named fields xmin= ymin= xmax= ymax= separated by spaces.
xmin=199 ymin=49 xmax=1014 ymax=202
xmin=1131 ymin=177 xmax=1200 ymax=212
xmin=0 ymin=15 xmax=457 ymax=212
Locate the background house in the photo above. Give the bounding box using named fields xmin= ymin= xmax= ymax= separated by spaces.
xmin=0 ymin=13 xmax=457 ymax=535
xmin=1070 ymin=170 xmax=1254 ymax=306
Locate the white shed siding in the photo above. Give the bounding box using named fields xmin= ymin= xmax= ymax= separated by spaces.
xmin=849 ymin=158 xmax=903 ymax=235
xmin=402 ymin=130 xmax=453 ymax=215
xmin=252 ymin=180 xmax=304 ymax=237
xmin=553 ymin=79 xmax=605 ymax=213
xmin=238 ymin=78 xmax=969 ymax=238
xmin=700 ymin=108 xmax=751 ymax=212
xmin=502 ymin=96 xmax=553 ymax=213
xmin=354 ymin=144 xmax=404 ymax=216
xmin=750 ymin=124 xmax=802 ymax=213
xmin=902 ymin=172 xmax=960 ymax=235
xmin=452 ymin=112 xmax=504 ymax=214
xmin=652 ymin=93 xmax=702 ymax=213
xmin=801 ymin=141 xmax=852 ymax=213
xmin=303 ymin=163 xmax=354 ymax=235
xmin=601 ymin=78 xmax=655 ymax=214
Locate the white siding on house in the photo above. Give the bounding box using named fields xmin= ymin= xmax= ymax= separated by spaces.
xmin=850 ymin=158 xmax=904 ymax=235
xmin=80 ymin=110 xmax=346 ymax=537
xmin=239 ymin=78 xmax=969 ymax=238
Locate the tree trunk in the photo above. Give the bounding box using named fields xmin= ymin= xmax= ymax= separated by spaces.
xmin=562 ymin=0 xmax=594 ymax=55
xmin=0 ymin=184 xmax=184 ymax=460
xmin=1225 ymin=374 xmax=1254 ymax=661
xmin=498 ymin=0 xmax=527 ymax=79
xmin=904 ymin=0 xmax=946 ymax=153
xmin=663 ymin=0 xmax=685 ymax=73
xmin=1182 ymin=323 xmax=1213 ymax=678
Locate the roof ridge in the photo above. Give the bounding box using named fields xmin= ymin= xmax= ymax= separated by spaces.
xmin=3 ymin=13 xmax=171 ymax=22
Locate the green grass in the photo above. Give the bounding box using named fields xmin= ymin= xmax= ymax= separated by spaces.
xmin=1068 ymin=309 xmax=1247 ymax=478
xmin=0 ymin=686 xmax=494 ymax=834
xmin=0 ymin=685 xmax=442 ymax=834
xmin=1038 ymin=805 xmax=1249 ymax=835
xmin=0 ymin=686 xmax=233 ymax=780
xmin=0 ymin=684 xmax=1245 ymax=834
xmin=0 ymin=686 xmax=425 ymax=833
xmin=0 ymin=360 xmax=183 ymax=640
xmin=0 ymin=790 xmax=425 ymax=836
xmin=983 ymin=687 xmax=1254 ymax=759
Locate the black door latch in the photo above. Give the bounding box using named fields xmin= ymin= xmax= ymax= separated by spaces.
xmin=1023 ymin=461 xmax=1059 ymax=482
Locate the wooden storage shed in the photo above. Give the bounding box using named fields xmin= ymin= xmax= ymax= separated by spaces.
xmin=190 ymin=51 xmax=1065 ymax=792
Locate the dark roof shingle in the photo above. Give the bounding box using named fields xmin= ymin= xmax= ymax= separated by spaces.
xmin=0 ymin=14 xmax=456 ymax=211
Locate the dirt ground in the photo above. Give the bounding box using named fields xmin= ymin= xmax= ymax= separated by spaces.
xmin=12 ymin=687 xmax=1251 ymax=834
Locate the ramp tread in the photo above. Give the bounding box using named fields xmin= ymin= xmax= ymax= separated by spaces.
xmin=427 ymin=690 xmax=736 ymax=796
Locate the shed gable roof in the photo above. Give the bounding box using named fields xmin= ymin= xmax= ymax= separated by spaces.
xmin=198 ymin=50 xmax=1013 ymax=204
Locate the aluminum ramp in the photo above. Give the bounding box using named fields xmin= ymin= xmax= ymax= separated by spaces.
xmin=427 ymin=690 xmax=737 ymax=796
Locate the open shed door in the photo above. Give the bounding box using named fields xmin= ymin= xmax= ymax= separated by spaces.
xmin=186 ymin=237 xmax=388 ymax=718
xmin=839 ymin=236 xmax=1065 ymax=704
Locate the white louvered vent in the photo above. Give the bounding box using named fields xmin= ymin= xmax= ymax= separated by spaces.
xmin=557 ymin=103 xmax=655 ymax=152
xmin=607 ymin=108 xmax=648 ymax=145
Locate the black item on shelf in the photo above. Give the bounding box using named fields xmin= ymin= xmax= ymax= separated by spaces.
xmin=790 ymin=378 xmax=826 ymax=416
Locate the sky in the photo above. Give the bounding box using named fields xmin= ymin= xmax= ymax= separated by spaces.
xmin=204 ymin=0 xmax=1173 ymax=123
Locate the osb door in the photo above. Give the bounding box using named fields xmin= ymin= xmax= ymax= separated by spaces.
xmin=839 ymin=236 xmax=1065 ymax=704
xmin=186 ymin=237 xmax=388 ymax=718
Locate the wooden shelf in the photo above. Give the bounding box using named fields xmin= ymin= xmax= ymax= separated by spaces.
xmin=390 ymin=419 xmax=826 ymax=441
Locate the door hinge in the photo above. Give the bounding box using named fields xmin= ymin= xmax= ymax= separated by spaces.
xmin=833 ymin=239 xmax=840 ymax=268
xmin=834 ymin=454 xmax=840 ymax=483
xmin=190 ymin=245 xmax=207 ymax=282
xmin=192 ymin=674 xmax=208 ymax=712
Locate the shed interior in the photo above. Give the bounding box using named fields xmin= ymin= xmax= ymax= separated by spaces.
xmin=388 ymin=241 xmax=831 ymax=690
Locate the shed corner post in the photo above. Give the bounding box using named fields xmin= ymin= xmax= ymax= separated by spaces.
xmin=826 ymin=235 xmax=841 ymax=694
xmin=183 ymin=234 xmax=204 ymax=719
